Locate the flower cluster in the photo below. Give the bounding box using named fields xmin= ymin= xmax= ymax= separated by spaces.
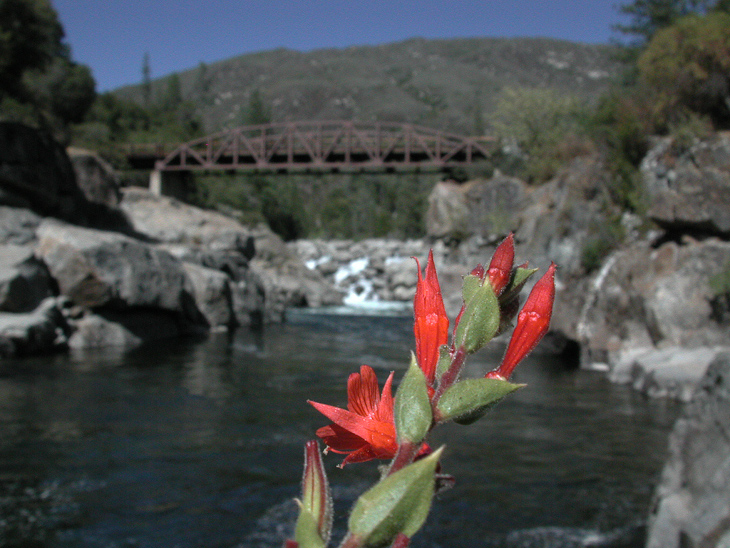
xmin=294 ymin=234 xmax=556 ymax=547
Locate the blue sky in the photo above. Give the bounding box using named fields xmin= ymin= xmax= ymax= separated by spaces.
xmin=52 ymin=1 xmax=627 ymax=93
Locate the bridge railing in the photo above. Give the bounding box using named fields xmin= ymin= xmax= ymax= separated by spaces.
xmin=153 ymin=120 xmax=497 ymax=171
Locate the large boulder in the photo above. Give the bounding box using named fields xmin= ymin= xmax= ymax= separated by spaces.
xmin=67 ymin=147 xmax=121 ymax=209
xmin=0 ymin=244 xmax=54 ymax=312
xmin=35 ymin=219 xmax=194 ymax=316
xmin=642 ymin=133 xmax=730 ymax=237
xmin=119 ymin=187 xmax=254 ymax=247
xmin=425 ymin=175 xmax=526 ymax=241
xmin=646 ymin=351 xmax=730 ymax=548
xmin=182 ymin=262 xmax=234 ymax=329
xmin=578 ymin=238 xmax=730 ymax=368
xmin=0 ymin=122 xmax=87 ymax=223
xmin=425 ymin=180 xmax=470 ymax=239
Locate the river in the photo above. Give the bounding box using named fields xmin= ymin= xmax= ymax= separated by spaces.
xmin=0 ymin=309 xmax=679 ymax=548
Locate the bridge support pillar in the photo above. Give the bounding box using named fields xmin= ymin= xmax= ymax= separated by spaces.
xmin=149 ymin=170 xmax=192 ymax=201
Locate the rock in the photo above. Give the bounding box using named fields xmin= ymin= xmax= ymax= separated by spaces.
xmin=642 ymin=133 xmax=730 ymax=237
xmin=0 ymin=244 xmax=54 ymax=312
xmin=578 ymin=238 xmax=730 ymax=369
xmin=425 ymin=175 xmax=526 ymax=241
xmin=425 ymin=180 xmax=469 ymax=239
xmin=67 ymin=147 xmax=121 ymax=208
xmin=0 ymin=206 xmax=42 ymax=245
xmin=35 ymin=219 xmax=194 ymax=317
xmin=609 ymin=346 xmax=728 ymax=402
xmin=646 ymin=351 xmax=730 ymax=548
xmin=0 ymin=298 xmax=69 ymax=357
xmin=0 ymin=122 xmax=87 ymax=223
xmin=119 ymin=187 xmax=254 ymax=247
xmin=182 ymin=262 xmax=233 ymax=329
xmin=67 ymin=312 xmax=142 ymax=349
xmin=120 ymin=187 xmax=330 ymax=320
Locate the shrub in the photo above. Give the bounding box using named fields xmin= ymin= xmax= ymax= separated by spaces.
xmin=638 ymin=12 xmax=730 ymax=129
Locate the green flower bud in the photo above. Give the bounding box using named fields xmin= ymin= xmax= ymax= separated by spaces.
xmin=454 ymin=277 xmax=500 ymax=354
xmin=294 ymin=508 xmax=326 ymax=548
xmin=500 ymin=266 xmax=538 ymax=305
xmin=294 ymin=440 xmax=332 ymax=547
xmin=348 ymin=447 xmax=444 ymax=546
xmin=395 ymin=353 xmax=433 ymax=446
xmin=436 ymin=377 xmax=523 ymax=424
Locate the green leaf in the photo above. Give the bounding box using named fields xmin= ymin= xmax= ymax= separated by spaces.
xmin=395 ymin=354 xmax=433 ymax=445
xmin=348 ymin=447 xmax=444 ymax=546
xmin=436 ymin=378 xmax=523 ymax=424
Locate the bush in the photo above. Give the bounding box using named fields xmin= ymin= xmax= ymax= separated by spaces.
xmin=491 ymin=86 xmax=592 ymax=183
xmin=638 ymin=12 xmax=730 ymax=129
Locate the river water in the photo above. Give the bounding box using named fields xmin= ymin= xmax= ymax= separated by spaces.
xmin=0 ymin=309 xmax=679 ymax=548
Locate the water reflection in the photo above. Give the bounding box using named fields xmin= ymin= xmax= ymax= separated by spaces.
xmin=0 ymin=313 xmax=678 ymax=548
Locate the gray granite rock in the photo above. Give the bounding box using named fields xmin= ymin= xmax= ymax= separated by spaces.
xmin=646 ymin=351 xmax=730 ymax=548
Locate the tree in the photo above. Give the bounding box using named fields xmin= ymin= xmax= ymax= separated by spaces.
xmin=160 ymin=73 xmax=182 ymax=111
xmin=638 ymin=12 xmax=730 ymax=128
xmin=243 ymin=89 xmax=271 ymax=126
xmin=142 ymin=52 xmax=152 ymax=107
xmin=0 ymin=0 xmax=65 ymax=100
xmin=25 ymin=57 xmax=96 ymax=124
xmin=614 ymin=0 xmax=713 ymax=44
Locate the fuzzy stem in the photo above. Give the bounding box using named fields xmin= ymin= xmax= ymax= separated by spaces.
xmin=432 ymin=346 xmax=467 ymax=408
xmin=385 ymin=440 xmax=420 ymax=477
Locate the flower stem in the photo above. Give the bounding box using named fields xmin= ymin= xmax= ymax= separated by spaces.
xmin=385 ymin=440 xmax=420 ymax=477
xmin=432 ymin=346 xmax=467 ymax=408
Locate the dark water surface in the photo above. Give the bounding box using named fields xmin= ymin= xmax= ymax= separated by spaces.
xmin=0 ymin=312 xmax=679 ymax=548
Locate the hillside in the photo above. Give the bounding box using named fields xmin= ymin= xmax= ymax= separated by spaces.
xmin=114 ymin=36 xmax=623 ymax=136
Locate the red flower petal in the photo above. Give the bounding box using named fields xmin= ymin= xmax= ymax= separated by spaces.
xmin=487 ymin=233 xmax=515 ymax=295
xmin=490 ymin=262 xmax=556 ymax=379
xmin=347 ymin=365 xmax=380 ymax=416
xmin=413 ymin=250 xmax=449 ymax=384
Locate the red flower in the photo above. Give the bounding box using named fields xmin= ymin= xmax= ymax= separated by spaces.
xmin=487 ymin=262 xmax=556 ymax=380
xmin=486 ymin=233 xmax=515 ymax=295
xmin=413 ymin=250 xmax=449 ymax=385
xmin=308 ymin=365 xmax=397 ymax=467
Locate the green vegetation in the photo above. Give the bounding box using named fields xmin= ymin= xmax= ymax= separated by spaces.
xmin=709 ymin=261 xmax=730 ymax=323
xmin=0 ymin=0 xmax=95 ymax=143
xmin=491 ymin=87 xmax=593 ymax=183
xmin=192 ymin=171 xmax=440 ymax=241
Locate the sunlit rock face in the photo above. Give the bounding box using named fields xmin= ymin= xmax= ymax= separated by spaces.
xmin=646 ymin=351 xmax=730 ymax=548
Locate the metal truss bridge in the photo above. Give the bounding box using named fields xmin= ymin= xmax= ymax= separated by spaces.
xmin=141 ymin=120 xmax=495 ymax=173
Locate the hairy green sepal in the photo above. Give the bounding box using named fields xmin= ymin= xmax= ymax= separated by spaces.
xmin=437 ymin=377 xmax=523 ymax=424
xmin=395 ymin=353 xmax=432 ymax=445
xmin=348 ymin=447 xmax=444 ymax=546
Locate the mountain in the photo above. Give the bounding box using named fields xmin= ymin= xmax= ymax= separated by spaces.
xmin=114 ymin=36 xmax=623 ymax=137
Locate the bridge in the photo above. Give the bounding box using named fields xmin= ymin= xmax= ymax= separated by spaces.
xmin=128 ymin=120 xmax=497 ymax=196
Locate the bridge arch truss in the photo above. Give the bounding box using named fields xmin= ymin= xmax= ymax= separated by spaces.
xmin=155 ymin=120 xmax=496 ymax=172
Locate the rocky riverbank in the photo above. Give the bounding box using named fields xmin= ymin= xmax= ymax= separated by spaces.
xmin=0 ymin=122 xmax=339 ymax=356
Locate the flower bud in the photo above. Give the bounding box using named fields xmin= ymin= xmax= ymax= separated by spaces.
xmin=486 ymin=233 xmax=514 ymax=295
xmin=488 ymin=263 xmax=556 ymax=380
xmin=435 ymin=377 xmax=523 ymax=424
xmin=395 ymin=354 xmax=433 ymax=445
xmin=294 ymin=440 xmax=332 ymax=548
xmin=348 ymin=447 xmax=444 ymax=546
xmin=453 ymin=275 xmax=500 ymax=354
